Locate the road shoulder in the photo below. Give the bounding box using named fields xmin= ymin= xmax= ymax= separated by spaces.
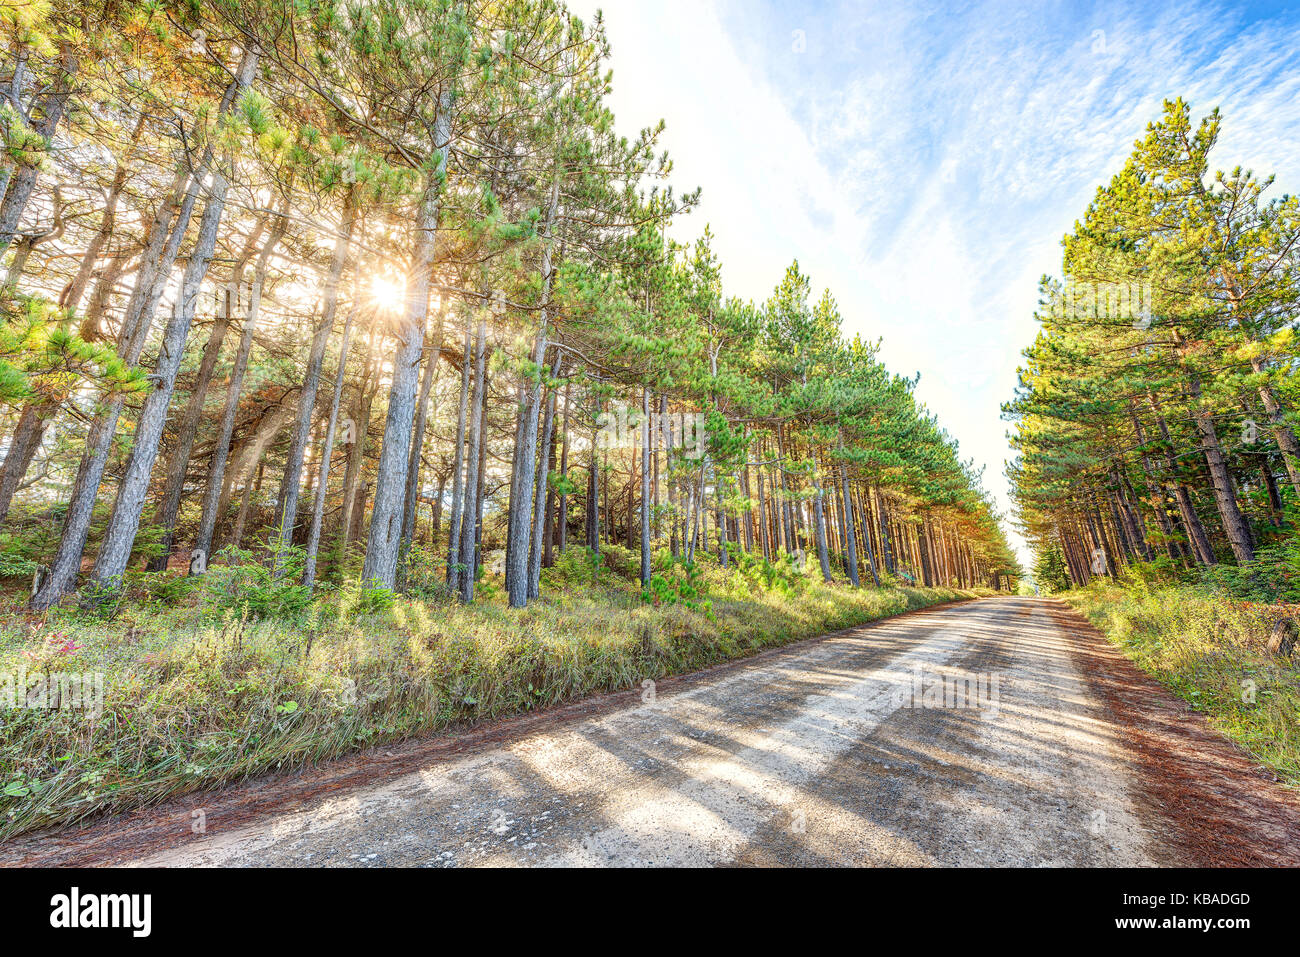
xmin=1048 ymin=600 xmax=1300 ymax=866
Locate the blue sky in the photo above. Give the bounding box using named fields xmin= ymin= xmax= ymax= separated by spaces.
xmin=571 ymin=0 xmax=1300 ymax=564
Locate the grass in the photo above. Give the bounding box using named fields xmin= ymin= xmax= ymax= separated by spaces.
xmin=0 ymin=543 xmax=985 ymax=839
xmin=1065 ymin=582 xmax=1300 ymax=787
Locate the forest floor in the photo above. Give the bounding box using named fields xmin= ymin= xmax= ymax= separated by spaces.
xmin=5 ymin=596 xmax=1299 ymax=867
xmin=0 ymin=544 xmax=982 ymax=841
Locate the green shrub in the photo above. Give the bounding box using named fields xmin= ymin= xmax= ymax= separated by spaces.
xmin=401 ymin=541 xmax=447 ymax=599
xmin=642 ymin=558 xmax=711 ymax=617
xmin=1198 ymin=542 xmax=1300 ymax=603
xmin=202 ymin=544 xmax=314 ymax=621
xmin=730 ymin=549 xmax=806 ymax=597
xmin=0 ymin=544 xmax=36 ymax=581
xmin=138 ymin=570 xmax=201 ymax=606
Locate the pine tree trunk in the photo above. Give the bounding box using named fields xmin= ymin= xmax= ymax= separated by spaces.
xmin=1130 ymin=406 xmax=1182 ymax=563
xmin=1187 ymin=374 xmax=1254 ymax=563
xmin=472 ymin=380 xmax=488 ymax=576
xmin=146 ymin=304 xmax=234 ymax=572
xmin=811 ymin=458 xmax=832 ymax=583
xmin=30 ymin=176 xmax=197 ymax=607
xmin=303 ymin=290 xmax=361 ymax=590
xmin=29 ymin=53 xmax=256 ymax=609
xmin=457 ymin=316 xmax=488 ymax=602
xmin=91 ymin=161 xmax=239 ymax=589
xmin=0 ymin=404 xmax=49 ymax=528
xmin=445 ymin=323 xmax=473 ymax=591
xmin=431 ymin=474 xmax=446 ymax=544
xmin=193 ymin=209 xmax=287 ymax=561
xmin=585 ymin=408 xmax=600 ymax=555
xmin=557 ymin=381 xmax=570 ymax=555
xmin=1263 ymin=458 xmax=1284 ymax=523
xmin=364 ymin=120 xmax=449 ymax=589
xmin=0 ymin=116 xmax=144 ymax=527
xmin=76 ymin=248 xmax=125 ymax=343
xmin=276 ymin=190 xmax=356 ymax=570
xmin=529 ymin=355 xmax=563 ymax=598
xmin=60 ymin=115 xmax=143 ymax=309
xmin=89 ymin=143 xmax=248 ymax=590
xmin=505 ymin=325 xmax=548 ymax=607
xmin=875 ymin=488 xmax=895 ymax=575
xmin=149 ymin=217 xmax=269 ymax=570
xmin=855 ymin=479 xmax=881 ymax=586
xmin=542 ymin=406 xmax=560 ymax=569
xmin=505 ymin=181 xmax=560 ymax=608
xmin=1251 ymin=356 xmax=1300 ymax=498
xmin=397 ymin=316 xmax=443 ymax=590
xmin=0 ymin=49 xmax=77 ymax=254
xmin=639 ymin=387 xmax=652 ymax=586
xmin=349 ymin=482 xmax=370 ymax=546
xmin=714 ymin=464 xmax=728 ymax=567
xmin=1148 ymin=393 xmax=1216 ymax=565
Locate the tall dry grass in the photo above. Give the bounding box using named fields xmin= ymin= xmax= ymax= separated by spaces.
xmin=1067 ymin=583 xmax=1300 ymax=787
xmin=0 ymin=550 xmax=980 ymax=839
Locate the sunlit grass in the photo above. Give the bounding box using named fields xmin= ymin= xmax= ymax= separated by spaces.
xmin=1067 ymin=583 xmax=1300 ymax=787
xmin=0 ymin=549 xmax=983 ymax=839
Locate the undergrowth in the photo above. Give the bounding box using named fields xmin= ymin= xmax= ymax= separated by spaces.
xmin=1066 ymin=579 xmax=1300 ymax=788
xmin=0 ymin=542 xmax=984 ymax=839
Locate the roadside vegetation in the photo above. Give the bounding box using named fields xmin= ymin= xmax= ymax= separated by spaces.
xmin=1050 ymin=559 xmax=1300 ymax=788
xmin=0 ymin=543 xmax=982 ymax=839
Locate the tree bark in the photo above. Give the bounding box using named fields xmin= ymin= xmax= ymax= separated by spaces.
xmin=837 ymin=452 xmax=860 ymax=586
xmin=397 ymin=313 xmax=443 ymax=590
xmin=90 ymin=158 xmax=242 ymax=589
xmin=1187 ymin=373 xmax=1254 ymax=563
xmin=0 ymin=48 xmax=77 ymax=254
xmin=30 ymin=51 xmax=255 ymax=609
xmin=457 ymin=315 xmax=488 ymax=602
xmin=504 ymin=176 xmax=560 ymax=608
xmin=556 ymin=381 xmax=571 ymax=555
xmin=639 ymin=387 xmax=652 ymax=586
xmin=811 ymin=458 xmax=832 ymax=583
xmin=149 ymin=215 xmax=269 ymax=570
xmin=445 ymin=322 xmax=473 ymax=591
xmin=193 ymin=209 xmax=287 ymax=561
xmin=275 ymin=190 xmax=355 ymax=569
xmin=363 ymin=101 xmax=449 ymax=589
xmin=303 ymin=289 xmax=361 ymax=589
xmin=1251 ymin=356 xmax=1300 ymax=498
xmin=528 ymin=354 xmax=563 ymax=598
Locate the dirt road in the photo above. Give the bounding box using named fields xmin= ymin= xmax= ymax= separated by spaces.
xmin=10 ymin=597 xmax=1300 ymax=867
